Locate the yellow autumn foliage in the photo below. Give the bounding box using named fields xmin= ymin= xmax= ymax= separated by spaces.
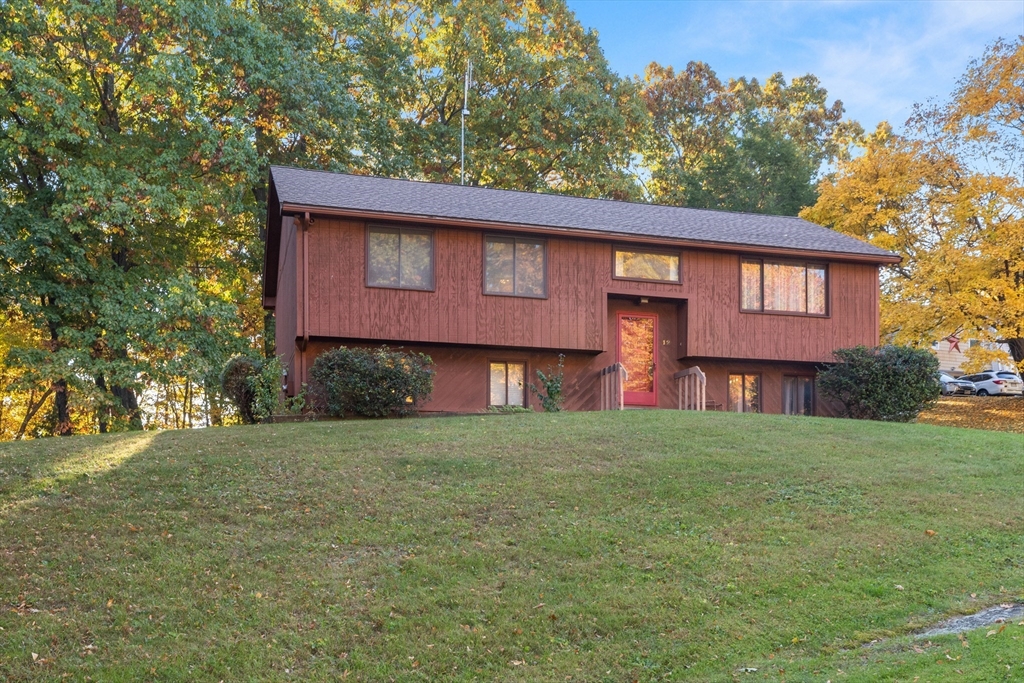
xmin=802 ymin=38 xmax=1024 ymax=371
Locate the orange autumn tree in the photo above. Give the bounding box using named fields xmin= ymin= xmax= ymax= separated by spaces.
xmin=802 ymin=38 xmax=1024 ymax=370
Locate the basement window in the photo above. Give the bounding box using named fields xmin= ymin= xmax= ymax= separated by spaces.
xmin=728 ymin=373 xmax=761 ymax=413
xmin=489 ymin=361 xmax=526 ymax=407
xmin=782 ymin=376 xmax=815 ymax=416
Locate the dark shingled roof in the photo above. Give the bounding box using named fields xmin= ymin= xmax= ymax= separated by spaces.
xmin=269 ymin=166 xmax=897 ymax=262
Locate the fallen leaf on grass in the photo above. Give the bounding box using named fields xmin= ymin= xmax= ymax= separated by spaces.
xmin=31 ymin=653 xmax=38 ymax=662
xmin=925 ymin=530 xmax=936 ymax=537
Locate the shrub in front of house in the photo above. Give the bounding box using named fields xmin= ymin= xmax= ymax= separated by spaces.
xmin=818 ymin=345 xmax=940 ymax=422
xmin=309 ymin=346 xmax=434 ymax=418
xmin=220 ymin=354 xmax=282 ymax=424
xmin=529 ymin=353 xmax=566 ymax=412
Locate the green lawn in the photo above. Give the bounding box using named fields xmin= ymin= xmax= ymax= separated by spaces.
xmin=1 ymin=411 xmax=1022 ymax=682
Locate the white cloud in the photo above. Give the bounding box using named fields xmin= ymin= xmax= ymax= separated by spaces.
xmin=571 ymin=0 xmax=1021 ymax=128
xmin=803 ymin=1 xmax=1022 ymax=128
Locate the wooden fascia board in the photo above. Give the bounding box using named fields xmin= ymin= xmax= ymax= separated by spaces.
xmin=262 ymin=175 xmax=283 ymax=307
xmin=279 ymin=202 xmax=902 ymax=266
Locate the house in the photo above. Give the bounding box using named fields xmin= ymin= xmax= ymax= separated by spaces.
xmin=930 ymin=336 xmax=1015 ymax=376
xmin=262 ymin=167 xmax=900 ymax=415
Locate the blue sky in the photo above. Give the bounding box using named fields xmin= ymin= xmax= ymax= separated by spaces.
xmin=567 ymin=1 xmax=1023 ymax=132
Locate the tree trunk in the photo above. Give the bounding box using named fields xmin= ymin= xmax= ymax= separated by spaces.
xmin=112 ymin=384 xmax=143 ymax=430
xmin=263 ymin=310 xmax=276 ymax=358
xmin=207 ymin=385 xmax=223 ymax=427
xmin=107 ymin=246 xmax=144 ymax=430
xmin=14 ymin=387 xmax=54 ymax=440
xmin=1005 ymin=337 xmax=1024 ymax=368
xmin=53 ymin=378 xmax=72 ymax=436
xmin=95 ymin=372 xmax=143 ymax=431
xmin=95 ymin=374 xmax=110 ymax=433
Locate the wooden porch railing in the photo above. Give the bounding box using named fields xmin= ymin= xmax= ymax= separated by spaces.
xmin=674 ymin=366 xmax=706 ymax=411
xmin=599 ymin=363 xmax=628 ymax=410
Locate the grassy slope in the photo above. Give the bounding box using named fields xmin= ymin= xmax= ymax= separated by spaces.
xmin=1 ymin=411 xmax=1022 ymax=682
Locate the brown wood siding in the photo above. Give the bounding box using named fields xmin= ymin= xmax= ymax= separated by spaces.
xmin=300 ymin=341 xmax=604 ymax=412
xmin=686 ymin=253 xmax=880 ymax=363
xmin=296 ymin=216 xmax=880 ymax=364
xmin=297 ymin=341 xmax=835 ymax=415
xmin=275 ymin=217 xmax=298 ymax=394
xmin=689 ymin=359 xmax=838 ymax=416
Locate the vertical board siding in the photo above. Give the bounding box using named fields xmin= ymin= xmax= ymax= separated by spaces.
xmin=297 ymin=216 xmax=880 ymax=363
xmin=685 ymin=254 xmax=880 ymax=362
xmin=297 ymin=342 xmax=834 ymax=415
xmin=275 ymin=218 xmax=298 ymax=394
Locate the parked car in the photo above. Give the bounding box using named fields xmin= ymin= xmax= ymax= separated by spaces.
xmin=959 ymin=371 xmax=1024 ymax=396
xmin=938 ymin=373 xmax=976 ymax=395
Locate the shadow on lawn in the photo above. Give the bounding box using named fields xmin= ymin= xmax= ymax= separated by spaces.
xmin=0 ymin=432 xmax=157 ymax=516
xmin=0 ymin=427 xmax=332 ymax=679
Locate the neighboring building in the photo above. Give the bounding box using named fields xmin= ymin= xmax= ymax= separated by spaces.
xmin=262 ymin=167 xmax=900 ymax=415
xmin=931 ymin=336 xmax=1015 ymax=376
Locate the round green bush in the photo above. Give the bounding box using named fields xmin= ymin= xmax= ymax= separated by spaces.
xmin=220 ymin=354 xmax=282 ymax=424
xmin=309 ymin=346 xmax=433 ymax=418
xmin=220 ymin=355 xmax=260 ymax=424
xmin=817 ymin=345 xmax=940 ymax=422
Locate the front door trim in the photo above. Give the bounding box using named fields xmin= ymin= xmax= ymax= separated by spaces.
xmin=616 ymin=312 xmax=658 ymax=406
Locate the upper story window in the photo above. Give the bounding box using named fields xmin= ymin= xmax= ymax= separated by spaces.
xmin=613 ymin=248 xmax=680 ymax=282
xmin=367 ymin=226 xmax=434 ymax=290
xmin=484 ymin=236 xmax=547 ymax=298
xmin=741 ymin=259 xmax=827 ymax=315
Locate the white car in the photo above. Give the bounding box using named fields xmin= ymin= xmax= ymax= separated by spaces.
xmin=959 ymin=371 xmax=1024 ymax=396
xmin=938 ymin=373 xmax=975 ymax=395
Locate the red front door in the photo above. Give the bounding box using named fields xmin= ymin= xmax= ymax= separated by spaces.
xmin=617 ymin=313 xmax=658 ymax=406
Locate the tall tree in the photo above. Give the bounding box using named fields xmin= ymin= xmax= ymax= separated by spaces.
xmin=0 ymin=0 xmax=362 ymax=433
xmin=640 ymin=62 xmax=859 ymax=215
xmin=802 ymin=38 xmax=1024 ymax=368
xmin=346 ymin=0 xmax=645 ymax=198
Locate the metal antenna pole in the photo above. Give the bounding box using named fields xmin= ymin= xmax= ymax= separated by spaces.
xmin=460 ymin=60 xmax=472 ymax=185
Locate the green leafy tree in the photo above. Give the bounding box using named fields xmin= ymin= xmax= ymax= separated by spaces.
xmin=0 ymin=0 xmax=362 ymax=434
xmin=639 ymin=62 xmax=860 ymax=215
xmin=349 ymin=0 xmax=645 ymax=199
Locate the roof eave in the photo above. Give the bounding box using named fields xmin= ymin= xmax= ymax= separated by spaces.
xmin=262 ymin=172 xmax=283 ymax=308
xmin=279 ymin=201 xmax=903 ymax=266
